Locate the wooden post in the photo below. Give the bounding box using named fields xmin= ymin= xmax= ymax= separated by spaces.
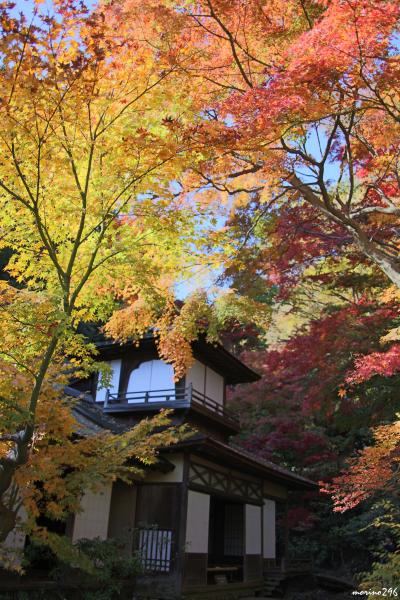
xmin=104 ymin=388 xmax=109 ymax=408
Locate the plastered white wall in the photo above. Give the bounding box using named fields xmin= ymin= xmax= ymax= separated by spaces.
xmin=186 ymin=360 xmax=224 ymax=406
xmin=2 ymin=504 xmax=27 ymax=562
xmin=186 ymin=360 xmax=205 ymax=394
xmin=145 ymin=454 xmax=185 ymax=483
xmin=72 ymin=483 xmax=112 ymax=541
xmin=127 ymin=360 xmax=174 ymax=400
xmin=263 ymin=499 xmax=276 ymax=559
xmin=205 ymin=367 xmax=224 ymax=406
xmin=96 ymin=359 xmax=122 ymax=402
xmin=185 ymin=490 xmax=210 ymax=553
xmin=245 ymin=504 xmax=262 ymax=555
xmin=3 ymin=527 xmax=26 ymax=552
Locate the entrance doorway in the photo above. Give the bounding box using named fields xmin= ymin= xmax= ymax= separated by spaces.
xmin=207 ymin=496 xmax=244 ymax=583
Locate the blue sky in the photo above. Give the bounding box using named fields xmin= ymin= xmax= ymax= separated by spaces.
xmin=13 ymin=0 xmax=97 ymax=17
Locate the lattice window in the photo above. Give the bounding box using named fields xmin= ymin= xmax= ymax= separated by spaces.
xmin=138 ymin=528 xmax=172 ymax=573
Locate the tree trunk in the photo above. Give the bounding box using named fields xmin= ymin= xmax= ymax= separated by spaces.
xmin=0 ymin=333 xmax=59 ymax=541
xmin=355 ymin=232 xmax=400 ymax=289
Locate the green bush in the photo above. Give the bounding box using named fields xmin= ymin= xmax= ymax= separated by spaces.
xmin=358 ymin=500 xmax=400 ymax=591
xmin=23 ymin=537 xmax=141 ymax=600
xmin=361 ymin=551 xmax=400 ymax=590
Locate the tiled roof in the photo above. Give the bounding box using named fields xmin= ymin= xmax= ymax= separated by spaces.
xmin=226 ymin=441 xmax=317 ymax=488
xmin=64 ymin=386 xmax=124 ymax=434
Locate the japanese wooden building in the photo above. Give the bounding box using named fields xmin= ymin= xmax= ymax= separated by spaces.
xmin=62 ymin=337 xmax=316 ymax=598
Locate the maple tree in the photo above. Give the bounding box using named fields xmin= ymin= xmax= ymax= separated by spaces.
xmin=0 ymin=0 xmax=215 ymax=555
xmin=127 ymin=0 xmax=400 ymax=289
xmin=322 ymin=421 xmax=400 ymax=513
xmin=230 ymin=294 xmax=400 ymax=466
xmin=0 ymin=0 xmax=271 ymax=557
xmin=227 ymin=283 xmax=400 ymax=572
xmin=152 ymin=0 xmax=400 ymax=579
xmin=222 ymin=215 xmax=400 ymax=568
xmin=0 ymin=0 xmax=399 ymax=581
xmin=103 ymin=0 xmax=400 ymax=579
xmin=152 ymin=0 xmax=400 ymax=545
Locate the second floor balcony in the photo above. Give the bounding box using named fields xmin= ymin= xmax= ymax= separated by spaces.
xmin=102 ymin=383 xmax=239 ymax=431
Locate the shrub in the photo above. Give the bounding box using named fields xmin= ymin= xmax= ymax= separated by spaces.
xmin=23 ymin=537 xmax=141 ymax=600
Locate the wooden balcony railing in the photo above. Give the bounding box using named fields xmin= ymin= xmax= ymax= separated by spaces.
xmin=103 ymin=382 xmax=238 ymax=426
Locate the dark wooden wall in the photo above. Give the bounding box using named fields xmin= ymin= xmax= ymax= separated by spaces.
xmin=134 ymin=483 xmax=187 ymax=596
xmin=107 ymin=480 xmax=136 ymax=555
xmin=183 ymin=553 xmax=208 ymax=586
xmin=244 ymin=555 xmax=263 ymax=580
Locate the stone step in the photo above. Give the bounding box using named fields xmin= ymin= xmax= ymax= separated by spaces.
xmin=262 ymin=576 xmax=285 ymax=598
